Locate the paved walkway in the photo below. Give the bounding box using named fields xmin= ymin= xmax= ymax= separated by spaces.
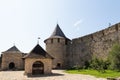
xmin=0 ymin=70 xmax=106 ymax=80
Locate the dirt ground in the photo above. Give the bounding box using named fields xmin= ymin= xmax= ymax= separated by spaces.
xmin=0 ymin=70 xmax=106 ymax=80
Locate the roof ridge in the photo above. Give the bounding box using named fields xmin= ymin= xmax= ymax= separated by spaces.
xmin=4 ymin=45 xmax=21 ymax=53
xmin=30 ymin=44 xmax=46 ymax=56
xmin=24 ymin=44 xmax=53 ymax=59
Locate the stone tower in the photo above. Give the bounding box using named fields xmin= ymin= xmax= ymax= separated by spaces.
xmin=44 ymin=24 xmax=71 ymax=69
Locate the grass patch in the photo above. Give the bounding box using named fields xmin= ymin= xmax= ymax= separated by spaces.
xmin=65 ymin=69 xmax=120 ymax=78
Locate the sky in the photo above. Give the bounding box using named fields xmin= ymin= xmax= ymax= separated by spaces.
xmin=0 ymin=0 xmax=120 ymax=53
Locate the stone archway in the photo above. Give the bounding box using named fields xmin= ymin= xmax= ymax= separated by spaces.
xmin=9 ymin=62 xmax=15 ymax=69
xmin=32 ymin=61 xmax=44 ymax=75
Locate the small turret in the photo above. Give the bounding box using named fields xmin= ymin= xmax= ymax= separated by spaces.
xmin=44 ymin=24 xmax=70 ymax=68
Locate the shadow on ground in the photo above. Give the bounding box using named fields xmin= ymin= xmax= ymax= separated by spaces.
xmin=27 ymin=73 xmax=64 ymax=78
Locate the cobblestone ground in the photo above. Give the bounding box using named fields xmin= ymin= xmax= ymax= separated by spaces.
xmin=0 ymin=70 xmax=106 ymax=80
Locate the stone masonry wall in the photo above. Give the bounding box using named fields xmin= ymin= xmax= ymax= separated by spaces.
xmin=45 ymin=38 xmax=67 ymax=68
xmin=68 ymin=22 xmax=120 ymax=67
xmin=1 ymin=52 xmax=24 ymax=70
xmin=24 ymin=58 xmax=52 ymax=75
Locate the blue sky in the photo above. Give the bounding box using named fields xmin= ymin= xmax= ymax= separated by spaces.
xmin=0 ymin=0 xmax=120 ymax=53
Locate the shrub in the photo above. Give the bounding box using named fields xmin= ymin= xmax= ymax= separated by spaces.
xmin=90 ymin=57 xmax=107 ymax=73
xmin=84 ymin=61 xmax=90 ymax=69
xmin=109 ymin=43 xmax=120 ymax=71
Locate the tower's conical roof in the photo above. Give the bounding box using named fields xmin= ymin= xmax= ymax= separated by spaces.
xmin=50 ymin=24 xmax=66 ymax=38
xmin=3 ymin=45 xmax=22 ymax=53
xmin=44 ymin=24 xmax=71 ymax=42
xmin=23 ymin=44 xmax=53 ymax=59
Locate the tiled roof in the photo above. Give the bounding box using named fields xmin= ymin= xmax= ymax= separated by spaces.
xmin=44 ymin=24 xmax=71 ymax=42
xmin=50 ymin=24 xmax=66 ymax=38
xmin=23 ymin=44 xmax=53 ymax=59
xmin=3 ymin=45 xmax=22 ymax=53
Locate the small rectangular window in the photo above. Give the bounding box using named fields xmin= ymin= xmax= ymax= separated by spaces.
xmin=58 ymin=38 xmax=60 ymax=43
xmin=51 ymin=39 xmax=53 ymax=43
xmin=65 ymin=39 xmax=68 ymax=45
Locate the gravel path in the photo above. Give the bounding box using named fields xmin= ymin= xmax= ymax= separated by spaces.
xmin=0 ymin=70 xmax=106 ymax=80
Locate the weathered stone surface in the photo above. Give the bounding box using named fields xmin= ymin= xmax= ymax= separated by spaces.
xmin=68 ymin=22 xmax=120 ymax=67
xmin=24 ymin=58 xmax=52 ymax=75
xmin=45 ymin=38 xmax=69 ymax=68
xmin=1 ymin=52 xmax=24 ymax=70
xmin=44 ymin=23 xmax=120 ymax=68
xmin=2 ymin=22 xmax=120 ymax=70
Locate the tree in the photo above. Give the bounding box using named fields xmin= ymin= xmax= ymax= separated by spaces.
xmin=109 ymin=43 xmax=120 ymax=71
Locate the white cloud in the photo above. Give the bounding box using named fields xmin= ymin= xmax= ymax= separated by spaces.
xmin=74 ymin=20 xmax=83 ymax=27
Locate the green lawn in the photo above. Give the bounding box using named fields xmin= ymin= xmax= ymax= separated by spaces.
xmin=65 ymin=69 xmax=120 ymax=78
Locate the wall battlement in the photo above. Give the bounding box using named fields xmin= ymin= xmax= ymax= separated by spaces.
xmin=73 ymin=22 xmax=120 ymax=42
xmin=67 ymin=22 xmax=120 ymax=67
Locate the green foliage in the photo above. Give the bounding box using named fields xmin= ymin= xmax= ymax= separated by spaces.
xmin=65 ymin=69 xmax=120 ymax=78
xmin=90 ymin=57 xmax=108 ymax=73
xmin=109 ymin=43 xmax=120 ymax=71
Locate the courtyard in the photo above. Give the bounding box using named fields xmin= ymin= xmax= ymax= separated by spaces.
xmin=0 ymin=70 xmax=106 ymax=80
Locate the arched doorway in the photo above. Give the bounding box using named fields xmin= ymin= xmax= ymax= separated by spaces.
xmin=32 ymin=61 xmax=44 ymax=75
xmin=9 ymin=62 xmax=15 ymax=69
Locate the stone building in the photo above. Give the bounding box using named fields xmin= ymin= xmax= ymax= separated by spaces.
xmin=1 ymin=46 xmax=24 ymax=70
xmin=67 ymin=22 xmax=120 ymax=67
xmin=24 ymin=44 xmax=53 ymax=75
xmin=1 ymin=22 xmax=120 ymax=71
xmin=44 ymin=22 xmax=120 ymax=68
xmin=44 ymin=24 xmax=71 ymax=68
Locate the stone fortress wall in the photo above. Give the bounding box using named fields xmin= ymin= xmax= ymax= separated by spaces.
xmin=67 ymin=22 xmax=120 ymax=67
xmin=1 ymin=22 xmax=120 ymax=70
